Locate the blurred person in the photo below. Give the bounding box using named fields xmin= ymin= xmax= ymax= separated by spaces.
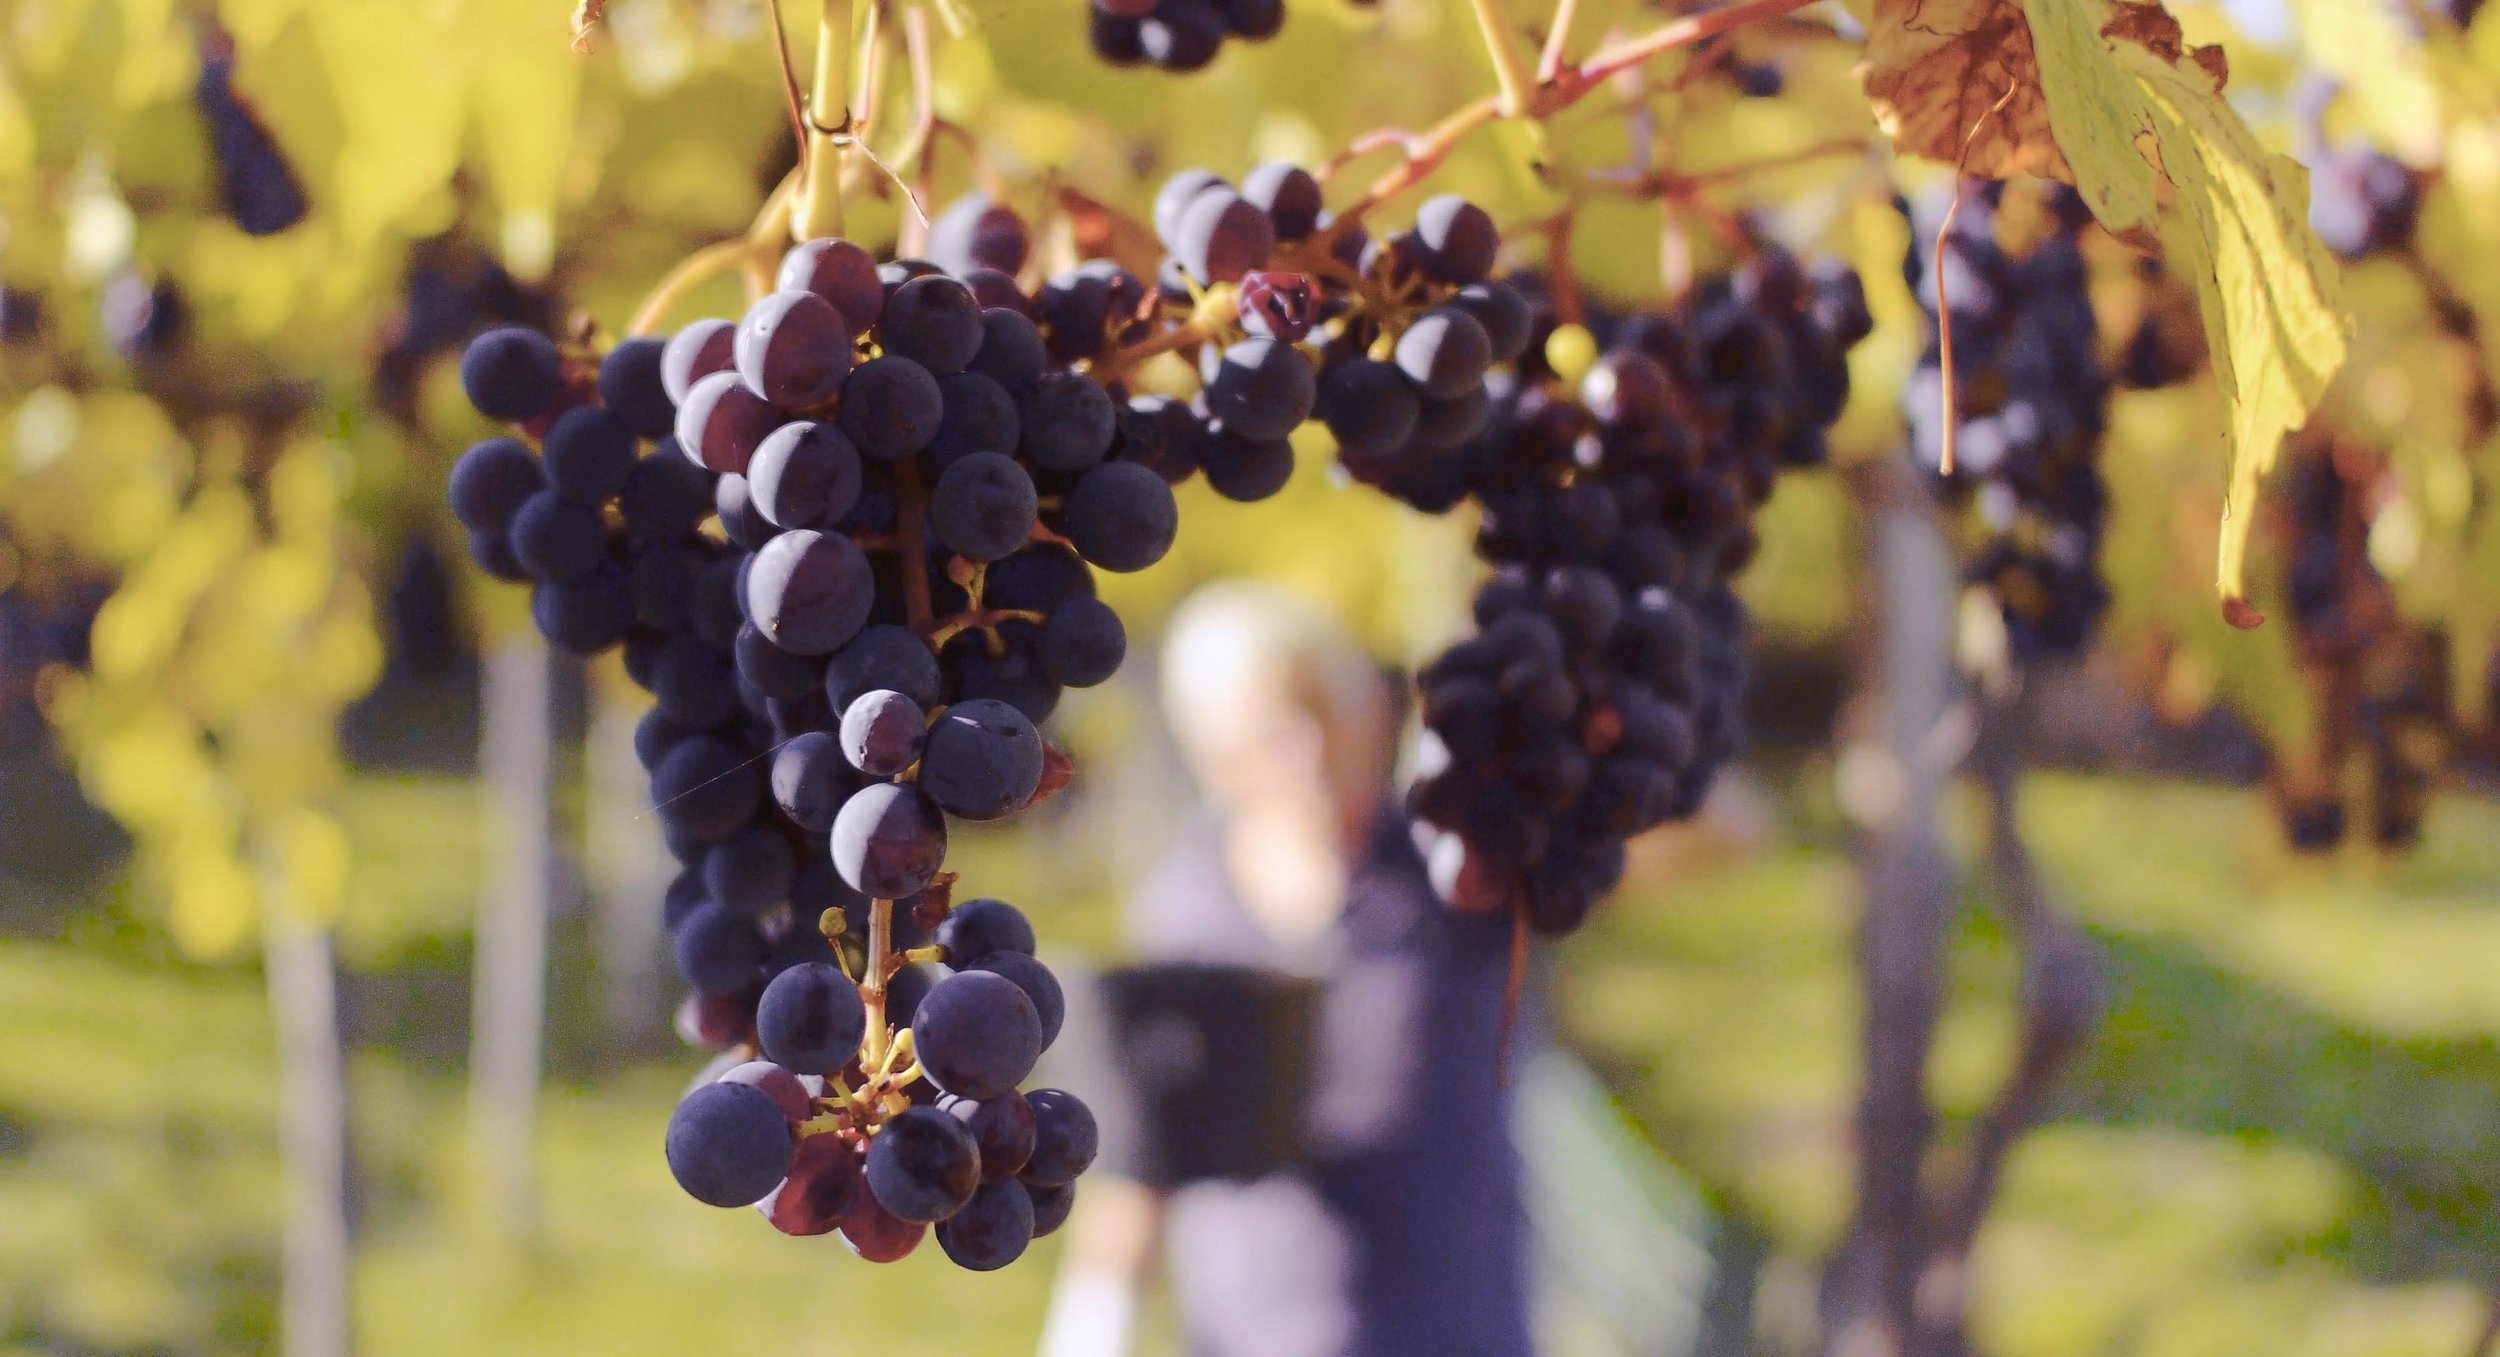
xmin=1038 ymin=582 xmax=1533 ymax=1357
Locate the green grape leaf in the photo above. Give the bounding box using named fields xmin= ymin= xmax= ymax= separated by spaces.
xmin=1862 ymin=0 xmax=2350 ymax=625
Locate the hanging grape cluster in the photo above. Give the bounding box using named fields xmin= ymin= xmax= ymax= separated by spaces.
xmin=1387 ymin=248 xmax=1871 ymax=936
xmin=1087 ymin=0 xmax=1282 ymax=74
xmin=443 ymin=224 xmax=1303 ymax=1264
xmin=1904 ymin=184 xmax=2115 ymax=668
xmin=443 ymin=148 xmax=1876 ymax=1241
xmin=2271 ymin=436 xmax=2453 ymax=852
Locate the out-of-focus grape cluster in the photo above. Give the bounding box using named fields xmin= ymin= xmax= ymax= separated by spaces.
xmin=1384 ymin=249 xmax=1870 ymax=936
xmin=1905 ymin=184 xmax=2123 ymax=669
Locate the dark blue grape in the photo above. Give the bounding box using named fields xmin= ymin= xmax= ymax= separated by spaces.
xmin=756 ymin=961 xmax=868 ymax=1075
xmin=825 ymin=624 xmax=943 ymax=711
xmin=918 ymin=698 xmax=1044 ymax=821
xmin=838 ymin=355 xmax=945 ymax=463
xmin=1021 ymin=1088 xmax=1097 ymax=1186
xmin=1195 ymin=425 xmax=1295 ymax=503
xmin=830 ymin=782 xmax=949 ymax=899
xmin=651 ymin=634 xmax=739 ymax=729
xmin=912 ymin=969 xmax=1043 ymax=1101
xmin=840 ymin=689 xmax=928 ymax=777
xmin=1019 ymin=371 xmax=1119 ymax=474
xmin=1395 ymin=307 xmax=1493 ymax=400
xmin=1242 ymin=163 xmax=1321 ymax=241
xmin=746 ymin=421 xmax=864 ymax=531
xmin=771 ymin=730 xmax=857 ymax=833
xmin=676 ymin=369 xmax=781 ymax=476
xmin=618 ymin=450 xmax=713 ymax=544
xmin=969 ymin=951 xmax=1064 ymax=1048
xmin=736 ymin=289 xmax=854 ymax=408
xmin=1205 ymin=337 xmax=1315 ymax=440
xmin=508 ymin=491 xmax=605 ymax=584
xmin=598 ymin=336 xmax=677 ymax=438
xmin=944 ymin=1090 xmax=1036 ymax=1183
xmin=881 ymin=275 xmax=986 ymax=376
xmin=1036 ymin=596 xmax=1125 ymax=688
xmin=1174 ymin=188 xmax=1274 ymax=283
xmin=933 ymin=898 xmax=1037 ymax=963
xmin=542 ymin=405 xmax=637 ymax=503
xmin=1062 ymin=461 xmax=1177 ymax=572
xmin=864 ymin=1105 xmax=982 ymax=1223
xmin=665 ymin=1081 xmax=793 ymax=1207
xmin=936 ymin=1180 xmax=1036 ymax=1271
xmin=969 ymin=309 xmax=1050 ymax=392
xmin=672 ymin=902 xmax=768 ymax=996
xmin=652 ymin=735 xmax=761 ymax=841
xmin=930 ymin=372 xmax=1022 ymax=468
xmin=448 ymin=437 xmax=544 ymax=532
xmin=661 ymin=318 xmax=735 ymax=404
xmin=746 ymin=530 xmax=874 ymax=655
xmin=1027 ymin=1179 xmax=1075 ymax=1237
xmin=531 ymin=561 xmax=635 ymax=654
xmin=778 ymin=238 xmax=886 ymax=333
xmin=1318 ymin=358 xmax=1421 ymax=459
xmin=1413 ymin=195 xmax=1498 ymax=282
xmin=461 ymin=327 xmax=563 ymax=422
xmin=931 ymin=452 xmax=1040 ymax=563
xmin=1141 ymin=0 xmax=1225 ymax=70
xmin=704 ymin=825 xmax=797 ymax=916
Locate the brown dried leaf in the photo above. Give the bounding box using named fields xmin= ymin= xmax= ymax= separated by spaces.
xmin=1861 ymin=0 xmax=2069 ymax=182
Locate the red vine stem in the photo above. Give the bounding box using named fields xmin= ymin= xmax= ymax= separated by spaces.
xmin=1935 ymin=81 xmax=2022 ymax=477
xmin=1316 ymin=0 xmax=1821 ymax=244
xmin=1536 ymin=0 xmax=1582 ymax=84
xmin=766 ymin=0 xmax=810 ymax=173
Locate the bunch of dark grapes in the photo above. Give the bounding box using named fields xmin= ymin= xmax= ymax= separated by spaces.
xmin=1133 ymin=165 xmax=1540 ymax=511
xmin=442 ymin=224 xmax=1265 ymax=1265
xmin=1389 ymin=248 xmax=1870 ymax=935
xmin=1089 ymin=0 xmax=1281 ymax=73
xmin=2269 ymin=437 xmax=2452 ymax=853
xmin=1905 ymin=185 xmax=2113 ymax=667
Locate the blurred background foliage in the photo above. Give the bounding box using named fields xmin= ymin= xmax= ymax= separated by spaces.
xmin=2 ymin=0 xmax=2498 ymax=1354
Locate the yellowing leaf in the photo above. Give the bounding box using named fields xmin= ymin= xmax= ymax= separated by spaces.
xmin=1861 ymin=0 xmax=2350 ymax=622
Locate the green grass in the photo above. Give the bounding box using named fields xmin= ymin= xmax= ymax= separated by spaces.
xmin=1556 ymin=769 xmax=2500 ymax=1356
xmin=3 ymin=765 xmax=2498 ymax=1354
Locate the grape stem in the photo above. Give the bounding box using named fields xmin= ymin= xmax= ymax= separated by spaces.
xmin=1467 ymin=0 xmax=1537 ymax=117
xmin=626 ymin=171 xmax=798 ymax=335
xmin=1935 ymin=82 xmax=2023 ymax=476
xmin=923 ymin=606 xmax=1047 ymax=652
xmin=1535 ymin=0 xmax=1581 ymax=84
xmin=795 ymin=0 xmax=856 ymax=241
xmin=1104 ymin=287 xmax=1240 ymax=378
xmin=1314 ymin=0 xmax=1820 ymax=245
xmin=862 ymin=895 xmax=893 ymax=1068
